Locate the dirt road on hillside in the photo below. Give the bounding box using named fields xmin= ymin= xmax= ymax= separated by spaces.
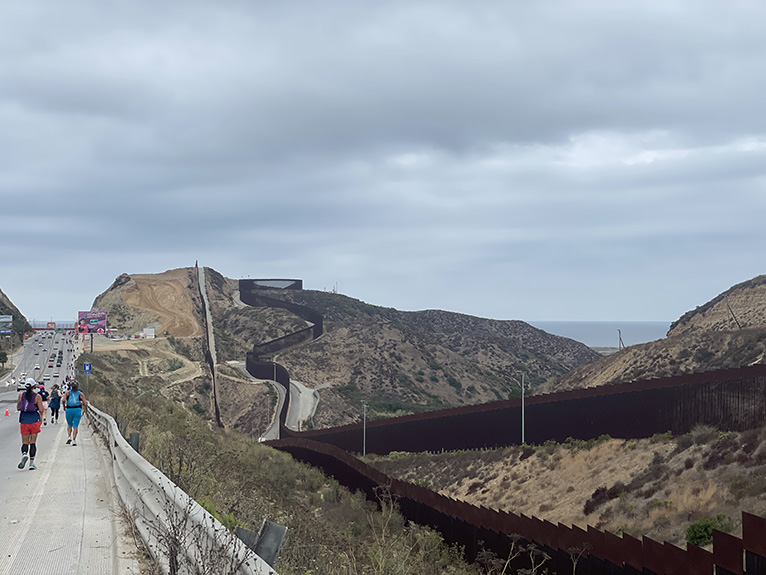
xmin=123 ymin=270 xmax=203 ymax=337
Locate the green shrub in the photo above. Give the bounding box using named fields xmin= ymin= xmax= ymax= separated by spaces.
xmin=686 ymin=514 xmax=733 ymax=546
xmin=167 ymin=358 xmax=184 ymax=371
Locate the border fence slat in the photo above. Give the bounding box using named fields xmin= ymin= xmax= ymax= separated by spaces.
xmin=713 ymin=530 xmax=743 ymax=575
xmin=686 ymin=543 xmax=714 ymax=575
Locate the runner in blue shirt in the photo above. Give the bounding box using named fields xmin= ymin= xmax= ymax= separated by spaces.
xmin=63 ymin=381 xmax=88 ymax=446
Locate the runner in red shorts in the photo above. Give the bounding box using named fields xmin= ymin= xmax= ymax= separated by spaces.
xmin=17 ymin=380 xmax=44 ymax=471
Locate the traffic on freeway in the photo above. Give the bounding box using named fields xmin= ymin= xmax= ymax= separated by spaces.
xmin=4 ymin=331 xmax=76 ymax=391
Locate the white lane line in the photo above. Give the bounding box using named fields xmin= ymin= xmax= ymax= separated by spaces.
xmin=0 ymin=423 xmax=66 ymax=575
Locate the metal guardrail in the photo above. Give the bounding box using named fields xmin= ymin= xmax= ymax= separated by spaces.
xmin=87 ymin=404 xmax=275 ymax=575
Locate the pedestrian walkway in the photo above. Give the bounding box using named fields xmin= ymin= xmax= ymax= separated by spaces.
xmin=0 ymin=414 xmax=141 ymax=574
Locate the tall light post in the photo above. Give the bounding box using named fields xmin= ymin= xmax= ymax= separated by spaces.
xmin=509 ymin=372 xmax=526 ymax=444
xmin=362 ymin=400 xmax=368 ymax=456
xmin=520 ymin=372 xmax=525 ymax=445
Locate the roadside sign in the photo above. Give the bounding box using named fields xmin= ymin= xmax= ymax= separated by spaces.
xmin=83 ymin=363 xmax=92 ymax=374
xmin=0 ymin=315 xmax=12 ymax=335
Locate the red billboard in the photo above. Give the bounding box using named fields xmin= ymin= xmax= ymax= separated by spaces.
xmin=77 ymin=311 xmax=107 ymax=334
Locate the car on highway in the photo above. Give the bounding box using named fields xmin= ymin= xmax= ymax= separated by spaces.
xmin=53 ymin=372 xmax=59 ymax=378
xmin=43 ymin=374 xmax=50 ymax=381
xmin=34 ymin=364 xmax=40 ymax=370
xmin=17 ymin=379 xmax=34 ymax=392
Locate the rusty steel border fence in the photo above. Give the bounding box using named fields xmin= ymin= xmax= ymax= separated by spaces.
xmin=270 ymin=436 xmax=766 ymax=575
xmin=237 ymin=280 xmax=766 ymax=574
xmin=281 ymin=365 xmax=766 ymax=454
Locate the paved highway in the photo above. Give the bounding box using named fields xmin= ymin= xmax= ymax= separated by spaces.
xmin=0 ymin=333 xmax=140 ymax=574
xmin=4 ymin=331 xmax=76 ymax=391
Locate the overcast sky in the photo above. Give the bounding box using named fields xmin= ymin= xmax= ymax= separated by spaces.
xmin=1 ymin=1 xmax=764 ymax=325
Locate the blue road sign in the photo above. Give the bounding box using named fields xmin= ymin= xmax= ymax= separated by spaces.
xmin=83 ymin=363 xmax=92 ymax=374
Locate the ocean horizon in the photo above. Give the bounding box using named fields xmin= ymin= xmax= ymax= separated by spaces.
xmin=528 ymin=321 xmax=671 ymax=348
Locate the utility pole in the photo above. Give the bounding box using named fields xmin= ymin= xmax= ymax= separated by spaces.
xmin=362 ymin=400 xmax=368 ymax=456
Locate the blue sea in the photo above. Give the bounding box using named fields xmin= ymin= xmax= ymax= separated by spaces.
xmin=528 ymin=321 xmax=671 ymax=348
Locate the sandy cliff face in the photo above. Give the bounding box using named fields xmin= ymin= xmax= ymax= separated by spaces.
xmin=668 ymin=275 xmax=766 ymax=337
xmin=91 ymin=268 xmax=204 ymax=337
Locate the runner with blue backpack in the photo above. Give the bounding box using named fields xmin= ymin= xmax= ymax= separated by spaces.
xmin=63 ymin=380 xmax=87 ymax=446
xmin=17 ymin=379 xmax=44 ymax=470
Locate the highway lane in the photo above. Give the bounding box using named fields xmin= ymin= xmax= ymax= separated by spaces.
xmin=0 ymin=382 xmax=140 ymax=573
xmin=4 ymin=331 xmax=76 ymax=390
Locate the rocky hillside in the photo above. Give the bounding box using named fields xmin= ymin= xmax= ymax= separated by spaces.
xmin=552 ymin=275 xmax=766 ymax=391
xmin=84 ymin=266 xmax=600 ymax=433
xmin=0 ymin=287 xmax=32 ymax=351
xmin=203 ymin=268 xmax=601 ymax=428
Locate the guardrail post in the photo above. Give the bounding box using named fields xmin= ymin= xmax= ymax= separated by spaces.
xmin=129 ymin=432 xmax=140 ymax=452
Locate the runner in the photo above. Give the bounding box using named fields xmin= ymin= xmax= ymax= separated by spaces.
xmin=17 ymin=379 xmax=44 ymax=470
xmin=38 ymin=383 xmax=50 ymax=426
xmin=49 ymin=384 xmax=62 ymax=424
xmin=63 ymin=381 xmax=87 ymax=446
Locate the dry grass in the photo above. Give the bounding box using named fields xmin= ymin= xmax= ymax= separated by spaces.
xmin=367 ymin=426 xmax=766 ymax=548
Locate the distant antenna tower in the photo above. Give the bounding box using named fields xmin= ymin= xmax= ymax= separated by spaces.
xmin=618 ymin=329 xmax=625 ymax=351
xmin=332 ymin=282 xmax=338 ymax=294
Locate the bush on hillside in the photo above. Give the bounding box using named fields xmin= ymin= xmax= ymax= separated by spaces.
xmin=685 ymin=514 xmax=733 ymax=546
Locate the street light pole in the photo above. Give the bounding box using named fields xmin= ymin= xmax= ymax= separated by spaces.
xmin=362 ymin=400 xmax=368 ymax=456
xmin=521 ymin=372 xmax=525 ymax=445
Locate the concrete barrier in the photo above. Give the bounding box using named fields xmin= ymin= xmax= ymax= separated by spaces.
xmin=87 ymin=404 xmax=275 ymax=575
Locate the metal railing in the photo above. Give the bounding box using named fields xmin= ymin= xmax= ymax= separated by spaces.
xmin=87 ymin=404 xmax=275 ymax=575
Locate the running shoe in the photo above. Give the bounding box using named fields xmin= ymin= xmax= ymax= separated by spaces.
xmin=18 ymin=455 xmax=28 ymax=469
xmin=29 ymin=462 xmax=36 ymax=471
xmin=72 ymin=442 xmax=77 ymax=446
xmin=66 ymin=438 xmax=72 ymax=444
xmin=43 ymin=420 xmax=47 ymax=426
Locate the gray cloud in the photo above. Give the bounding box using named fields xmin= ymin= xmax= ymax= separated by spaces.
xmin=1 ymin=1 xmax=764 ymax=324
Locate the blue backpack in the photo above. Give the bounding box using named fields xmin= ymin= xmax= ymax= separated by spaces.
xmin=66 ymin=390 xmax=81 ymax=408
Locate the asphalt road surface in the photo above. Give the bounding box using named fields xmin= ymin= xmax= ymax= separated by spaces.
xmin=0 ymin=333 xmax=140 ymax=574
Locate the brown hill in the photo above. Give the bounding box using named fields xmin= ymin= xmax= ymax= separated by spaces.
xmin=202 ymin=268 xmax=601 ymax=428
xmin=551 ymin=274 xmax=766 ymax=391
xmin=91 ymin=268 xmax=205 ymax=338
xmin=88 ymin=266 xmax=602 ymax=432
